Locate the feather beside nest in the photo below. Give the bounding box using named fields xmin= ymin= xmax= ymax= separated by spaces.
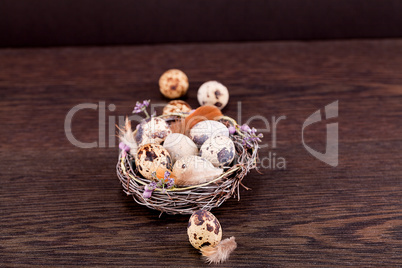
xmin=200 ymin=237 xmax=237 ymax=264
xmin=118 ymin=117 xmax=138 ymax=155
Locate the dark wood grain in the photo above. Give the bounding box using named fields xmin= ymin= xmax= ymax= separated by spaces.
xmin=0 ymin=40 xmax=401 ymax=267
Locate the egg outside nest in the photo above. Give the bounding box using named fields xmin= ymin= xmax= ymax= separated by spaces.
xmin=187 ymin=209 xmax=237 ymax=264
xmin=197 ymin=81 xmax=229 ymax=109
xmin=159 ymin=69 xmax=189 ymax=99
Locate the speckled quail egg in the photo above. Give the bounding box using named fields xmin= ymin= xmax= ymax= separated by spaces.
xmin=162 ymin=100 xmax=192 ymax=115
xmin=197 ymin=81 xmax=229 ymax=110
xmin=200 ymin=136 xmax=235 ymax=168
xmin=172 ymin=155 xmax=223 ymax=186
xmin=163 ymin=133 xmax=198 ymax=163
xmin=159 ymin=69 xmax=189 ymax=99
xmin=190 ymin=120 xmax=229 ymax=147
xmin=187 ymin=209 xmax=222 ymax=249
xmin=135 ymin=144 xmax=172 ymax=180
xmin=135 ymin=117 xmax=172 ymax=147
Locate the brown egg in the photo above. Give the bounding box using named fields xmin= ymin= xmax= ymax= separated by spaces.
xmin=135 ymin=144 xmax=172 ymax=180
xmin=159 ymin=69 xmax=189 ymax=99
xmin=162 ymin=100 xmax=192 ymax=115
xmin=187 ymin=210 xmax=222 ymax=249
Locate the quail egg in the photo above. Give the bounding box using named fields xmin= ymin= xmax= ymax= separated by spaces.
xmin=135 ymin=144 xmax=172 ymax=180
xmin=172 ymin=155 xmax=223 ymax=186
xmin=187 ymin=209 xmax=222 ymax=249
xmin=189 ymin=120 xmax=229 ymax=146
xmin=162 ymin=100 xmax=192 ymax=115
xmin=197 ymin=81 xmax=229 ymax=110
xmin=163 ymin=133 xmax=198 ymax=163
xmin=135 ymin=117 xmax=172 ymax=147
xmin=159 ymin=69 xmax=189 ymax=99
xmin=200 ymin=136 xmax=235 ymax=168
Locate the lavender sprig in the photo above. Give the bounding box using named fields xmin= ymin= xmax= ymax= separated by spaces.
xmin=240 ymin=124 xmax=263 ymax=148
xmin=143 ymin=181 xmax=157 ymax=198
xmin=143 ymin=171 xmax=175 ymax=199
xmin=133 ymin=99 xmax=151 ymax=118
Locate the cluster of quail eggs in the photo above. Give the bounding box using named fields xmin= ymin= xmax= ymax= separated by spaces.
xmin=134 ymin=110 xmax=236 ymax=186
xmin=132 ymin=69 xmax=235 ymax=186
xmin=121 ymin=69 xmax=239 ymax=264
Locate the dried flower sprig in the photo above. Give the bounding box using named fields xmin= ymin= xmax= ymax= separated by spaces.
xmin=119 ymin=142 xmax=130 ymax=152
xmin=133 ymin=99 xmax=151 ymax=118
xmin=143 ymin=171 xmax=175 ymax=199
xmin=228 ymin=125 xmax=236 ymax=135
xmin=239 ymin=124 xmax=263 ymax=149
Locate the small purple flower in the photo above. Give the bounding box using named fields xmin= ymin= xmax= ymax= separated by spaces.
xmin=142 ymin=100 xmax=150 ymax=107
xmin=143 ymin=181 xmax=157 ymax=199
xmin=143 ymin=189 xmax=153 ymax=199
xmin=164 ymin=171 xmax=171 ymax=181
xmin=166 ymin=177 xmax=175 ymax=189
xmin=143 ymin=171 xmax=174 ymax=198
xmin=228 ymin=126 xmax=236 ymax=135
xmin=119 ymin=142 xmax=130 ymax=152
xmin=240 ymin=124 xmax=251 ymax=132
xmin=133 ymin=107 xmax=142 ymax=113
xmin=133 ymin=99 xmax=151 ymax=118
xmin=240 ymin=125 xmax=263 ymax=148
xmin=163 ymin=171 xmax=175 ymax=189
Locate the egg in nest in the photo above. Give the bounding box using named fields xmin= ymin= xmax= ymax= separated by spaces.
xmin=135 ymin=144 xmax=172 ymax=180
xmin=200 ymin=136 xmax=235 ymax=168
xmin=135 ymin=117 xmax=172 ymax=147
xmin=189 ymin=120 xmax=229 ymax=147
xmin=163 ymin=133 xmax=198 ymax=163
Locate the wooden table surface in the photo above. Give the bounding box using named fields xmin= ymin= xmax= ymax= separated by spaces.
xmin=1 ymin=40 xmax=401 ymax=267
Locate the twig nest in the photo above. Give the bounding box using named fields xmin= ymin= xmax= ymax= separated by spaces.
xmin=189 ymin=120 xmax=229 ymax=147
xmin=159 ymin=69 xmax=189 ymax=99
xmin=188 ymin=210 xmax=222 ymax=249
xmin=197 ymin=81 xmax=229 ymax=109
xmin=200 ymin=136 xmax=235 ymax=168
xmin=135 ymin=144 xmax=172 ymax=180
xmin=163 ymin=133 xmax=198 ymax=163
xmin=172 ymin=156 xmax=223 ymax=186
xmin=162 ymin=100 xmax=192 ymax=115
xmin=135 ymin=117 xmax=172 ymax=147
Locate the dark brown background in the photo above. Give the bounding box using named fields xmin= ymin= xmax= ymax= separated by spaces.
xmin=0 ymin=39 xmax=401 ymax=266
xmin=1 ymin=0 xmax=402 ymax=47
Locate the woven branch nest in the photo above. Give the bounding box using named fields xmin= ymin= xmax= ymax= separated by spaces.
xmin=116 ymin=115 xmax=260 ymax=215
